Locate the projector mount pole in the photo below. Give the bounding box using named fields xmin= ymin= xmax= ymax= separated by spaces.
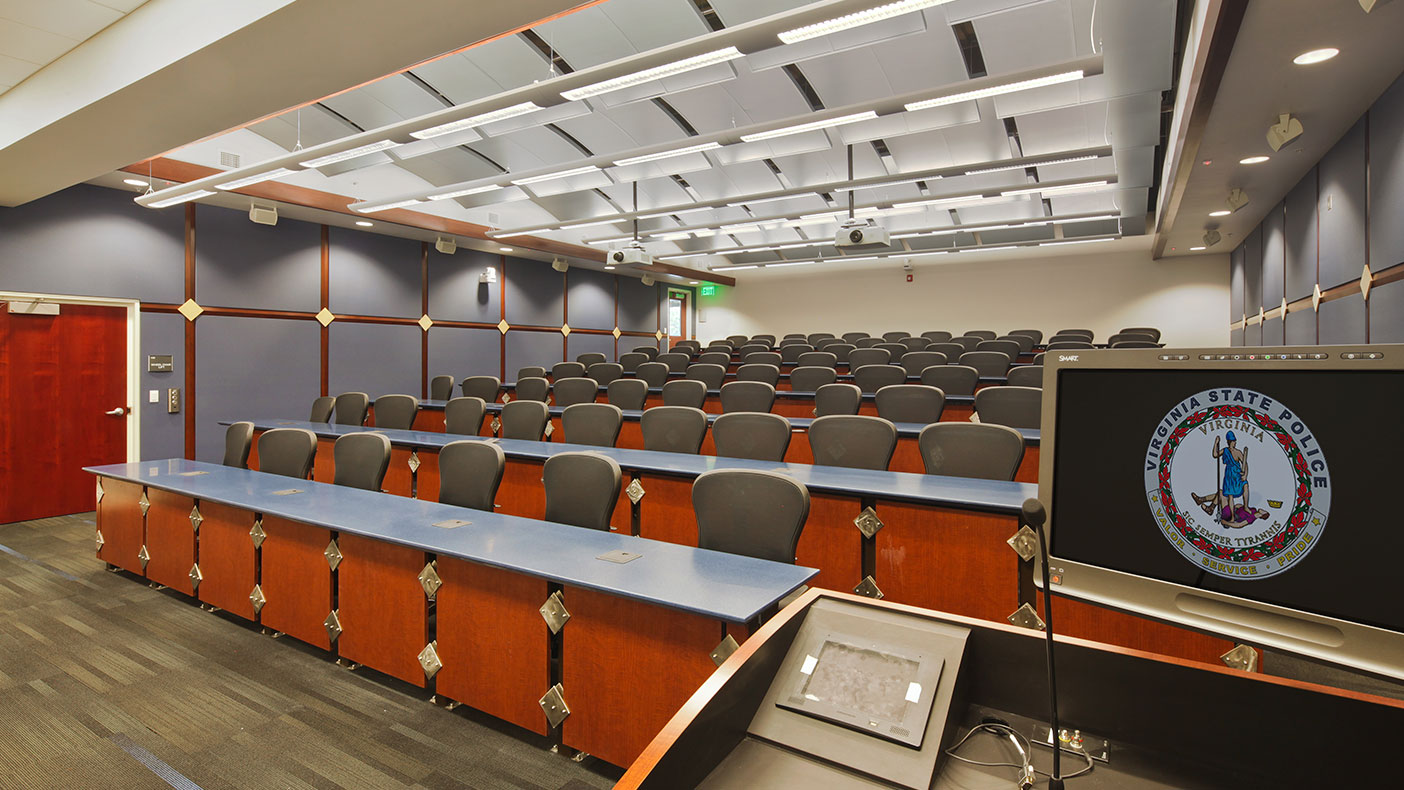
xmin=847 ymin=144 xmax=855 ymax=222
xmin=632 ymin=181 xmax=639 ymax=244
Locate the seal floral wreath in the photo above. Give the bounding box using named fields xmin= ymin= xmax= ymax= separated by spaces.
xmin=1157 ymin=404 xmax=1314 ymax=563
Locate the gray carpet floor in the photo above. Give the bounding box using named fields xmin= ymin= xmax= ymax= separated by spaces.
xmin=0 ymin=513 xmax=622 ymax=790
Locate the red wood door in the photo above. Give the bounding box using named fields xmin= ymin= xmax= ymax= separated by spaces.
xmin=0 ymin=302 xmax=127 ymax=524
xmin=666 ymin=290 xmax=688 ymax=347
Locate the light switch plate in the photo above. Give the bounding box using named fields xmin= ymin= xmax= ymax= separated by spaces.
xmin=149 ymin=390 xmax=159 ymax=403
xmin=167 ymin=388 xmax=180 ymax=414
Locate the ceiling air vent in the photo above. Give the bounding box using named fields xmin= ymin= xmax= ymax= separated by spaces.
xmin=219 ymin=151 xmax=242 ymax=169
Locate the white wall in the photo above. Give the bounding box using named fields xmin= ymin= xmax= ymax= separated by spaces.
xmin=696 ymin=238 xmax=1230 ymax=347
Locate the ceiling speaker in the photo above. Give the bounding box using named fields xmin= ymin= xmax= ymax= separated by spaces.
xmin=249 ymin=205 xmax=277 ymax=226
xmin=435 ymin=236 xmax=456 ymax=255
xmin=640 ymin=275 xmax=655 ymax=286
xmin=551 ymin=257 xmax=568 ymax=272
xmin=1266 ymin=114 xmax=1303 ymax=151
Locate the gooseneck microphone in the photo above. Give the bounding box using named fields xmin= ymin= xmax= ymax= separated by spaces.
xmin=1021 ymin=497 xmax=1064 ymax=790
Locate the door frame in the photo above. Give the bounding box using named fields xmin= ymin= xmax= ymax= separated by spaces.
xmin=666 ymin=289 xmax=690 ymax=345
xmin=0 ymin=290 xmax=142 ymax=461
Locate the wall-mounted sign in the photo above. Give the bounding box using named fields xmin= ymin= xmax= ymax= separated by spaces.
xmin=147 ymin=355 xmax=174 ymax=372
xmin=700 ymin=284 xmax=717 ymax=296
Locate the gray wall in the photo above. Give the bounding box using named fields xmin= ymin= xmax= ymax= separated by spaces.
xmin=1231 ymin=71 xmax=1404 ymax=345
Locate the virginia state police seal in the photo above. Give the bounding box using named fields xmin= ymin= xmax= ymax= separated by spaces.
xmin=1144 ymin=388 xmax=1330 ymax=579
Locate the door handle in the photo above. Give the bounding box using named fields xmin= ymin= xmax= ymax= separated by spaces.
xmin=105 ymin=407 xmax=127 ymax=416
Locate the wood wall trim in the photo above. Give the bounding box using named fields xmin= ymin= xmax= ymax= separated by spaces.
xmin=184 ymin=203 xmax=196 ymax=459
xmin=421 ymin=241 xmax=429 ymax=399
xmin=499 ymin=254 xmax=507 ymax=380
xmin=1228 ymin=260 xmax=1403 ymax=335
xmin=320 ymin=224 xmax=330 ymax=397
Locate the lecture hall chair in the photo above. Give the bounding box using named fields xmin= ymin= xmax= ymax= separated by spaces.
xmin=807 ymin=415 xmax=898 ymax=471
xmin=430 ymin=375 xmax=455 ymax=401
xmin=693 ymin=469 xmax=810 ymax=564
xmin=373 ymin=394 xmax=419 ymax=430
xmin=918 ymin=423 xmax=1026 ymax=480
xmin=309 ymin=396 xmax=334 ymax=423
xmin=257 ymin=428 xmax=318 ymax=479
xmin=223 ymin=422 xmax=254 ymax=468
xmin=710 ymin=413 xmax=792 ymax=462
xmin=444 ymin=397 xmax=486 ymax=435
xmin=438 ymin=441 xmax=505 ymax=511
xmin=735 ymin=363 xmax=781 ymax=386
xmin=332 ymin=433 xmax=392 ymax=491
xmin=561 ymin=403 xmax=623 ymax=447
xmin=553 ymin=377 xmax=600 ymax=408
xmin=543 ymin=452 xmax=623 ymax=531
xmin=500 ymin=400 xmax=550 ymax=441
xmin=974 ymin=386 xmax=1043 ymax=429
xmin=333 ymin=392 xmax=370 ymax=426
xmin=461 ymin=376 xmax=501 ymax=403
xmin=789 ymin=366 xmax=837 ymax=393
xmin=920 ymin=365 xmax=979 ymax=397
xmin=641 ymin=406 xmax=708 ymax=454
xmin=719 ymin=381 xmax=776 ymax=413
xmin=607 ymin=379 xmax=647 ymax=411
xmin=874 ymin=384 xmax=945 ymax=424
xmin=814 ymin=383 xmax=862 ymax=416
xmin=661 ymin=379 xmax=707 ymax=409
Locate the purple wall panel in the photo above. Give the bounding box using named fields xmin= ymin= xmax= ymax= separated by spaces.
xmin=428 ymin=326 xmax=500 ymax=382
xmin=428 ymin=248 xmax=500 ymax=324
xmin=327 ymin=322 xmax=422 ymax=400
xmin=140 ymin=312 xmax=185 ymax=461
xmin=505 ymin=258 xmax=564 ymax=327
xmin=329 ymin=228 xmax=421 ymax=318
xmin=195 ymin=204 xmax=320 ymax=312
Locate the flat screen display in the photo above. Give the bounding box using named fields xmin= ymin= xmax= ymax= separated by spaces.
xmin=1050 ymin=368 xmax=1402 ymax=633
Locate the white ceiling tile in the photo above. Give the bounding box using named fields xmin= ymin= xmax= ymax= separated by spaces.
xmin=869 ymin=22 xmax=971 ymax=96
xmin=415 ymin=36 xmax=548 ymax=104
xmin=664 ymin=66 xmax=812 ymax=129
xmin=0 ymin=52 xmax=39 ymax=85
xmin=973 ymin=0 xmax=1075 ymax=75
xmin=595 ymin=0 xmax=710 ymax=53
xmin=533 ymin=6 xmax=637 ymax=72
xmin=0 ymin=18 xmax=77 ymax=64
xmin=707 ymin=0 xmax=809 ymax=27
xmin=0 ymin=0 xmax=122 ymax=42
xmin=790 ymin=48 xmax=893 ymax=108
xmin=90 ymin=0 xmax=149 ymax=14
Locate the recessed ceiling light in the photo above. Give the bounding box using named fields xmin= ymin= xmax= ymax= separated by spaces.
xmin=499 ymin=247 xmax=513 ymax=252
xmin=604 ymin=265 xmax=616 ymax=270
xmin=1293 ymin=48 xmax=1339 ymax=65
xmin=123 ymin=178 xmax=147 ymax=187
xmin=1208 ymin=210 xmax=1232 ymax=217
xmin=355 ymin=220 xmax=373 ymax=227
xmin=1239 ymin=155 xmax=1270 ymax=165
xmin=1190 ymin=246 xmax=1206 ymax=251
xmin=354 ymin=198 xmax=423 ymax=213
xmin=689 ymin=281 xmax=699 ymax=285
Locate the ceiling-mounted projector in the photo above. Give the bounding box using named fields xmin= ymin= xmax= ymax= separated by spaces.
xmin=609 ymin=244 xmax=653 ymax=267
xmin=835 ymin=218 xmax=890 ymax=250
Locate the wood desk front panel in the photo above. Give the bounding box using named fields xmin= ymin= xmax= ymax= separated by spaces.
xmin=874 ymin=501 xmax=1019 ymax=623
xmin=635 ymin=474 xmax=697 ymax=546
xmin=144 ymin=488 xmax=195 ymax=595
xmin=258 ymin=515 xmax=332 ymax=648
xmin=794 ymin=493 xmax=864 ymax=593
xmin=96 ymin=478 xmax=144 ymax=574
xmin=496 ymin=458 xmax=545 ymax=520
xmin=383 ymin=446 xmax=415 ymax=497
xmin=195 ymin=501 xmax=257 ymax=620
xmin=337 ymin=534 xmax=428 ymax=686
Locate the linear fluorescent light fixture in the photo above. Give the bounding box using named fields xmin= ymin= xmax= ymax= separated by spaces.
xmin=726 ymin=193 xmax=816 ymax=207
xmin=1041 ymin=236 xmax=1118 ymax=247
xmin=778 ymin=0 xmax=956 ymax=44
xmin=713 ymin=264 xmax=758 ymax=271
xmin=587 ymin=235 xmax=634 ymax=245
xmin=832 ymin=176 xmax=937 ymax=192
xmin=145 ymin=190 xmax=215 ymax=208
xmin=964 ymin=154 xmax=1101 ymax=175
xmin=559 ymin=218 xmax=623 ymax=231
xmin=561 ymin=47 xmax=745 ymax=101
xmin=428 ymin=184 xmax=503 ymax=201
xmin=410 ymin=102 xmax=544 ymax=140
xmin=904 ymin=70 xmax=1085 ymax=112
xmin=216 ymin=167 xmax=298 ymax=190
xmin=637 ymin=206 xmax=714 ymax=220
xmin=354 ymin=198 xmax=424 ymax=214
xmin=1001 ymin=180 xmax=1108 ymax=197
xmin=299 ymin=140 xmax=400 ymax=168
xmin=765 ymin=260 xmax=822 ymax=268
xmin=740 ymin=111 xmax=878 ymax=143
xmin=613 ymin=141 xmax=723 ymax=166
xmin=510 ymin=165 xmax=601 ymax=186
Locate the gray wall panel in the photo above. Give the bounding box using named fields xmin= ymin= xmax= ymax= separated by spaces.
xmin=1260 ymin=203 xmax=1285 ymax=311
xmin=1369 ymin=279 xmax=1404 ymax=343
xmin=195 ymin=316 xmax=319 ymax=463
xmin=1283 ymin=172 xmax=1317 ymax=303
xmin=505 ymin=330 xmax=564 ymax=380
xmin=566 ymin=267 xmax=616 ymax=330
xmin=428 ymin=326 xmax=500 ymax=382
xmin=329 ymin=228 xmax=422 ymax=318
xmin=140 ymin=312 xmax=185 ymax=461
xmin=1230 ymin=327 xmax=1244 ymax=347
xmin=1283 ymin=308 xmax=1316 ymax=345
xmin=1371 ymin=73 xmax=1404 ymax=269
xmin=1230 ymin=245 xmax=1244 ymax=322
xmin=428 ymin=248 xmax=500 ymax=324
xmin=505 ymin=258 xmax=564 ymax=327
xmin=195 ymin=204 xmax=320 ymax=312
xmin=1242 ymin=225 xmax=1262 ymax=317
xmin=1317 ymin=293 xmax=1366 ymax=344
xmin=1243 ymin=322 xmax=1260 ymax=346
xmin=568 ymin=332 xmax=616 ymax=362
xmin=617 ymin=277 xmax=659 ymax=332
xmin=1260 ymin=316 xmax=1283 ymax=345
xmin=327 ymin=322 xmax=422 ymax=400
xmin=1318 ymin=118 xmax=1367 ymax=288
xmin=0 ymin=184 xmax=183 ymax=303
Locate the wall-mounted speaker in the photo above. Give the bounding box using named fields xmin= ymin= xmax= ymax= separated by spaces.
xmin=640 ymin=275 xmax=655 ymax=286
xmin=551 ymin=257 xmax=568 ymax=272
xmin=249 ymin=205 xmax=277 ymax=226
xmin=435 ymin=236 xmax=456 ymax=254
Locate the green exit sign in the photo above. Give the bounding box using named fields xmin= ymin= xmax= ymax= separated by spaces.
xmin=700 ymin=284 xmax=717 ymax=296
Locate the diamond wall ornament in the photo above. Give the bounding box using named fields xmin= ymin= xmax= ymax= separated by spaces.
xmin=324 ymin=609 xmax=342 ymax=641
xmin=543 ymin=421 xmax=554 ymax=437
xmin=189 ymin=505 xmax=203 ymax=532
xmin=1221 ymin=644 xmax=1259 ymax=672
xmin=95 ymin=529 xmax=104 ymax=552
xmin=418 ymin=641 xmax=442 ymax=680
xmin=189 ymin=563 xmax=202 ymax=591
xmin=852 ymin=576 xmax=884 ymax=599
xmin=316 ymin=308 xmax=336 ymax=327
xmin=655 ymin=330 xmax=665 ymax=340
xmin=138 ymin=491 xmax=150 ymax=516
xmin=324 ymin=539 xmax=342 ymax=571
xmin=250 ymin=584 xmax=267 ymax=615
xmin=95 ymin=479 xmax=104 ymax=505
xmin=1257 ymin=306 xmax=1264 ymax=325
xmin=501 ymin=392 xmax=511 ymax=404
xmin=418 ymin=314 xmax=434 ymax=331
xmin=1008 ymin=602 xmax=1045 ymax=631
xmin=853 ymin=507 xmax=884 ymax=538
xmin=249 ymin=517 xmax=266 ymax=548
xmin=625 ymin=478 xmax=646 ymax=504
xmin=612 ymin=327 xmax=621 ymax=339
xmin=1362 ymin=264 xmax=1373 ymax=299
xmin=539 ymin=590 xmax=571 ymax=634
xmin=498 ymin=319 xmax=510 ymax=334
xmin=418 ymin=561 xmax=441 ymax=599
xmin=539 ymin=683 xmax=570 ymax=728
xmin=490 ymin=416 xmax=501 ymax=434
xmin=561 ymin=323 xmax=571 ymax=336
xmin=177 ymin=299 xmax=203 ymax=321
xmin=1007 ymin=526 xmax=1039 ymax=562
xmin=1312 ymin=283 xmax=1323 ymax=310
xmin=1280 ymin=297 xmax=1288 ymax=318
xmin=710 ymin=635 xmax=740 ymax=667
xmin=408 ymin=451 xmax=421 ymax=473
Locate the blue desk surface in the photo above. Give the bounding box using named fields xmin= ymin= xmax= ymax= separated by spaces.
xmin=230 ymin=419 xmax=1034 ymax=514
xmin=87 ymin=459 xmax=814 ymax=624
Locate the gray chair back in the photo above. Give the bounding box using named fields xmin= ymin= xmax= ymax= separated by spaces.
xmin=332 ymin=432 xmax=391 ymax=491
xmin=430 ymin=375 xmax=455 ymax=401
xmin=899 ymin=337 xmax=930 ymax=352
xmin=576 ymin=352 xmax=607 ymax=366
xmin=796 ymin=351 xmax=837 ymax=368
xmin=685 ymin=363 xmax=726 ymax=390
xmin=586 ymin=362 xmax=623 ymax=385
xmin=1009 ymin=329 xmax=1043 ymax=344
xmin=632 ymin=345 xmax=660 ymax=359
xmin=223 ymin=421 xmax=254 ymax=468
xmin=553 ymin=377 xmax=599 ymax=407
xmin=720 ymin=381 xmax=776 ymax=413
xmin=1057 ymin=329 xmax=1094 ymax=339
xmin=725 ymin=335 xmax=749 ymax=346
xmin=751 ymin=334 xmax=777 ymax=346
xmin=1045 ymin=340 xmax=1094 ymax=350
xmin=693 ymin=469 xmax=809 ymax=563
xmin=257 ymin=428 xmax=318 ymax=479
xmin=500 ymin=400 xmax=550 ymax=440
xmin=974 ymin=386 xmax=1042 ymax=429
xmin=445 ymin=397 xmax=486 ymax=435
xmin=1031 ymin=352 xmax=1045 ymax=366
xmin=661 ymin=379 xmax=707 ymax=408
xmin=920 ymin=330 xmax=953 ymax=343
xmin=881 ymin=331 xmax=910 ymax=342
xmin=309 ymin=396 xmax=334 ymax=423
xmin=1006 ymin=366 xmax=1044 ymax=388
xmin=673 ymin=340 xmax=701 ymax=355
xmin=514 ymin=377 xmax=551 ymax=402
xmin=438 ymin=440 xmax=504 ymax=510
xmin=814 ymin=383 xmax=862 ymax=417
xmin=658 ymin=352 xmax=690 ymax=373
xmin=543 ymin=452 xmax=622 ymax=531
xmin=814 ymin=338 xmax=844 ymax=349
xmin=462 ymin=376 xmax=501 ymax=403
xmin=561 ymin=403 xmax=622 ymax=447
xmin=517 ymin=366 xmax=547 ymax=380
xmin=736 ymin=363 xmax=780 ymax=386
xmin=875 ymin=384 xmax=945 ymax=425
xmin=374 ymin=394 xmax=419 ymax=430
xmin=607 ymin=378 xmax=647 ymax=410
xmin=919 ymin=423 xmax=1025 ymax=480
xmin=977 ymin=339 xmax=1023 ymax=359
xmin=959 ymin=351 xmax=1012 ymax=378
xmin=806 ymin=333 xmax=835 ymax=344
xmin=635 ymin=361 xmax=669 ymax=388
xmin=808 ymin=415 xmax=898 ymax=471
xmin=900 ymin=351 xmax=947 ymax=378
xmin=1108 ymin=332 xmax=1156 ymax=346
xmin=964 ymin=330 xmax=997 ymax=341
xmin=619 ymin=352 xmax=649 ymax=373
xmin=952 ymin=336 xmax=982 ymax=352
xmin=827 ymin=343 xmax=856 ymax=363
xmin=705 ymin=342 xmax=734 ymax=353
xmin=711 ymin=413 xmax=791 ymax=462
xmin=998 ymin=334 xmax=1035 ymax=353
xmin=840 ymin=332 xmax=869 ymax=344
xmin=697 ymin=351 xmax=731 ymax=367
xmin=790 ymin=366 xmax=837 ymax=393
xmin=855 ymin=337 xmax=884 ymax=348
xmin=742 ymin=351 xmax=782 ymax=367
xmin=920 ymin=365 xmax=979 ymax=397
xmin=853 ymin=364 xmax=907 ymax=394
xmin=928 ymin=342 xmax=965 ymax=359
xmin=780 ymin=344 xmax=813 ymax=363
xmin=1120 ymin=326 xmax=1161 ymax=341
xmin=333 ymin=392 xmax=370 ymax=426
xmin=847 ymin=347 xmax=890 ymax=371
xmin=875 ymin=342 xmax=909 ymax=360
xmin=641 ymin=406 xmax=708 ymax=454
xmin=1112 ymin=340 xmax=1160 ymax=348
xmin=552 ymin=361 xmax=586 ymax=380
